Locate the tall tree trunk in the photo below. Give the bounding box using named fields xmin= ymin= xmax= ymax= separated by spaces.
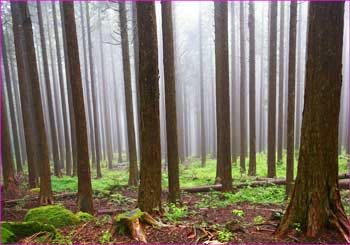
xmin=275 ymin=3 xmax=349 ymax=242
xmin=239 ymin=2 xmax=246 ymax=173
xmin=37 ymin=1 xmax=62 ymax=178
xmin=198 ymin=4 xmax=206 ymax=167
xmin=62 ymin=1 xmax=94 ymax=214
xmin=86 ymin=2 xmax=102 ymax=178
xmin=267 ymin=2 xmax=277 ymax=178
xmin=2 ymin=92 xmax=19 ymax=196
xmin=277 ymin=2 xmax=285 ymax=163
xmin=137 ymin=2 xmax=162 ymax=212
xmin=98 ymin=9 xmax=113 ymax=170
xmin=119 ymin=2 xmax=138 ymax=186
xmin=161 ymin=1 xmax=180 ymax=203
xmin=2 ymin=26 xmax=23 ymax=173
xmin=60 ymin=2 xmax=78 ymax=176
xmin=11 ymin=2 xmax=52 ymax=202
xmin=52 ymin=1 xmax=72 ymax=176
xmin=286 ymin=2 xmax=297 ymax=196
xmin=248 ymin=2 xmax=256 ymax=176
xmin=80 ymin=2 xmax=96 ymax=168
xmin=215 ymin=2 xmax=232 ymax=191
xmin=295 ymin=4 xmax=302 ymax=150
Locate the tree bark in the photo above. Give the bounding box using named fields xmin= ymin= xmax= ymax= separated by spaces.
xmin=62 ymin=1 xmax=94 ymax=214
xmin=239 ymin=2 xmax=246 ymax=173
xmin=267 ymin=2 xmax=277 ymax=178
xmin=277 ymin=2 xmax=285 ymax=163
xmin=2 ymin=25 xmax=23 ymax=173
xmin=86 ymin=2 xmax=102 ymax=178
xmin=215 ymin=2 xmax=232 ymax=192
xmin=275 ymin=3 xmax=349 ymax=242
xmin=11 ymin=2 xmax=52 ymax=202
xmin=286 ymin=2 xmax=297 ymax=196
xmin=137 ymin=2 xmax=162 ymax=212
xmin=248 ymin=2 xmax=256 ymax=176
xmin=37 ymin=1 xmax=62 ymax=178
xmin=161 ymin=1 xmax=180 ymax=203
xmin=119 ymin=2 xmax=139 ymax=186
xmin=51 ymin=1 xmax=72 ymax=176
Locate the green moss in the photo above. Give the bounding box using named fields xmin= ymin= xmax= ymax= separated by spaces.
xmin=114 ymin=208 xmax=144 ymax=223
xmin=76 ymin=212 xmax=95 ymax=222
xmin=1 ymin=227 xmax=16 ymax=244
xmin=24 ymin=205 xmax=80 ymax=228
xmin=1 ymin=221 xmax=57 ymax=243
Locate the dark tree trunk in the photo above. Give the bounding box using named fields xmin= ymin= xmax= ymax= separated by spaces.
xmin=2 ymin=93 xmax=19 ymax=197
xmin=52 ymin=1 xmax=72 ymax=176
xmin=215 ymin=2 xmax=232 ymax=192
xmin=2 ymin=26 xmax=23 ymax=173
xmin=277 ymin=2 xmax=285 ymax=163
xmin=239 ymin=2 xmax=246 ymax=173
xmin=80 ymin=2 xmax=96 ymax=168
xmin=37 ymin=1 xmax=62 ymax=178
xmin=248 ymin=2 xmax=256 ymax=176
xmin=267 ymin=2 xmax=277 ymax=178
xmin=161 ymin=1 xmax=180 ymax=203
xmin=198 ymin=5 xmax=206 ymax=167
xmin=11 ymin=2 xmax=52 ymax=202
xmin=60 ymin=3 xmax=78 ymax=176
xmin=286 ymin=2 xmax=297 ymax=196
xmin=62 ymin=1 xmax=94 ymax=214
xmin=119 ymin=2 xmax=138 ymax=186
xmin=137 ymin=2 xmax=162 ymax=212
xmin=275 ymin=3 xmax=349 ymax=242
xmin=86 ymin=2 xmax=102 ymax=178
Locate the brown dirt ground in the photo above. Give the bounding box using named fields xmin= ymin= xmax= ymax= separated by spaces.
xmin=1 ymin=187 xmax=347 ymax=244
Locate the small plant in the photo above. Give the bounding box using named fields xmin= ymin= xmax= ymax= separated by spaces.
xmin=108 ymin=193 xmax=131 ymax=206
xmin=164 ymin=203 xmax=188 ymax=222
xmin=97 ymin=215 xmax=112 ymax=226
xmin=232 ymin=209 xmax=245 ymax=218
xmin=217 ymin=229 xmax=233 ymax=243
xmin=99 ymin=230 xmax=112 ymax=244
xmin=294 ymin=223 xmax=301 ymax=232
xmin=253 ymin=215 xmax=265 ymax=225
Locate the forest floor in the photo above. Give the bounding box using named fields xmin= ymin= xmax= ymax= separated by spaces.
xmin=2 ymin=152 xmax=350 ymax=244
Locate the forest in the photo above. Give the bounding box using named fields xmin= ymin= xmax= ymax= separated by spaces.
xmin=1 ymin=1 xmax=349 ymax=244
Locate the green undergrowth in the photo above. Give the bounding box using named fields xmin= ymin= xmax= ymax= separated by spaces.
xmin=48 ymin=151 xmax=347 ymax=192
xmin=196 ymin=185 xmax=286 ymax=208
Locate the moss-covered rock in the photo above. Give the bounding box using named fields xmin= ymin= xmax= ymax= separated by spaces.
xmin=1 ymin=227 xmax=16 ymax=244
xmin=24 ymin=205 xmax=79 ymax=228
xmin=1 ymin=221 xmax=57 ymax=244
xmin=76 ymin=211 xmax=95 ymax=222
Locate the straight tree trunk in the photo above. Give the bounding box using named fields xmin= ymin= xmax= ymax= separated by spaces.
xmin=52 ymin=1 xmax=72 ymax=176
xmin=60 ymin=3 xmax=78 ymax=176
xmin=275 ymin=3 xmax=349 ymax=242
xmin=98 ymin=9 xmax=113 ymax=170
xmin=198 ymin=5 xmax=206 ymax=167
xmin=37 ymin=1 xmax=62 ymax=178
xmin=239 ymin=2 xmax=246 ymax=173
xmin=295 ymin=5 xmax=302 ymax=150
xmin=248 ymin=2 xmax=256 ymax=176
xmin=11 ymin=2 xmax=52 ymax=202
xmin=80 ymin=2 xmax=96 ymax=168
xmin=277 ymin=2 xmax=285 ymax=163
xmin=137 ymin=2 xmax=162 ymax=212
xmin=267 ymin=2 xmax=278 ymax=178
xmin=286 ymin=2 xmax=297 ymax=196
xmin=215 ymin=2 xmax=232 ymax=191
xmin=62 ymin=1 xmax=94 ymax=214
xmin=161 ymin=1 xmax=180 ymax=203
xmin=119 ymin=2 xmax=138 ymax=186
xmin=2 ymin=93 xmax=19 ymax=196
xmin=86 ymin=2 xmax=102 ymax=178
xmin=2 ymin=26 xmax=23 ymax=173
